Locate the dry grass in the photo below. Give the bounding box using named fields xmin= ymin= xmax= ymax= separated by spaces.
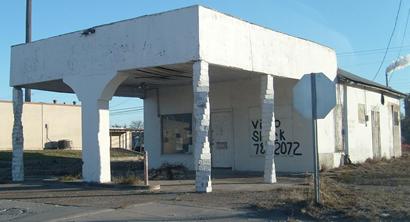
xmin=0 ymin=149 xmax=141 ymax=161
xmin=110 ymin=148 xmax=143 ymax=158
xmin=150 ymin=163 xmax=190 ymax=180
xmin=318 ymin=152 xmax=410 ymax=220
xmin=112 ymin=175 xmax=142 ymax=185
xmin=59 ymin=174 xmax=81 ymax=182
xmin=252 ymin=152 xmax=410 ymax=220
xmin=0 ymin=149 xmax=143 ymax=181
xmin=332 ymin=153 xmax=410 ymax=186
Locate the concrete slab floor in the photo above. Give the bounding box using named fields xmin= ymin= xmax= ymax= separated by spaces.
xmin=152 ymin=175 xmax=307 ymax=193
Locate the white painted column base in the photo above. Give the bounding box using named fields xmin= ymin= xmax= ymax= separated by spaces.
xmin=81 ymin=99 xmax=111 ymax=183
xmin=12 ymin=87 xmax=24 ymax=182
xmin=261 ymin=75 xmax=277 ymax=183
xmin=193 ymin=61 xmax=212 ymax=193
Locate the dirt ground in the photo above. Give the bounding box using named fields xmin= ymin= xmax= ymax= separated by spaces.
xmin=0 ymin=151 xmax=409 ymax=221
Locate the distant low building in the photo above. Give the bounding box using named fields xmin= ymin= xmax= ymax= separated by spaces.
xmin=0 ymin=100 xmax=82 ymax=150
xmin=0 ymin=100 xmax=142 ymax=151
xmin=109 ymin=128 xmax=143 ymax=151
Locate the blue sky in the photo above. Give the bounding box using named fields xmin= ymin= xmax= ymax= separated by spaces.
xmin=1 ymin=0 xmax=409 ymax=125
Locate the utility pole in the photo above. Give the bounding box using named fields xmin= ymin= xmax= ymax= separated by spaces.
xmin=24 ymin=0 xmax=32 ymax=102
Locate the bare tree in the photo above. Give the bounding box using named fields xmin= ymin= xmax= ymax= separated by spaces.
xmin=129 ymin=120 xmax=144 ymax=130
xmin=111 ymin=124 xmax=122 ymax=128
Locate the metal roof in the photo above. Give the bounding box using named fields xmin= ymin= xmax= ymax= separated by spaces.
xmin=337 ymin=69 xmax=407 ymax=98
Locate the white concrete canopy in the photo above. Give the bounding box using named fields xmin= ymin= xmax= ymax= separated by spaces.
xmin=9 ymin=5 xmax=337 ymax=185
xmin=10 ymin=5 xmax=337 ymax=89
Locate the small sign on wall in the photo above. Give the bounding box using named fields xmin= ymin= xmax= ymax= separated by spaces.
xmin=248 ymin=107 xmax=302 ymax=157
xmin=216 ymin=142 xmax=228 ymax=149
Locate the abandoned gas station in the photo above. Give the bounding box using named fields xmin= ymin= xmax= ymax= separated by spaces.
xmin=9 ymin=6 xmax=405 ymax=192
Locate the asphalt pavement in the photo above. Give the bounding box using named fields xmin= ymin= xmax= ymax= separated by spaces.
xmin=0 ymin=199 xmax=273 ymax=222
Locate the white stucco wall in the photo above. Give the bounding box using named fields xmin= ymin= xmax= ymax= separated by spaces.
xmin=317 ymin=104 xmax=340 ymax=169
xmin=0 ymin=101 xmax=82 ymax=150
xmin=144 ymin=75 xmax=318 ymax=172
xmin=343 ymin=85 xmax=401 ymax=163
xmin=198 ymin=6 xmax=337 ymax=80
xmin=144 ymin=74 xmax=403 ymax=172
xmin=42 ymin=103 xmax=82 ymax=149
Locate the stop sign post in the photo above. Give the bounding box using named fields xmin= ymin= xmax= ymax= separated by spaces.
xmin=293 ymin=73 xmax=336 ymax=204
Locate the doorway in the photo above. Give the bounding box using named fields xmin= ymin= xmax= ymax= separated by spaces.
xmin=210 ymin=111 xmax=234 ymax=168
xmin=392 ymin=106 xmax=401 ymax=157
xmin=371 ymin=110 xmax=381 ymax=158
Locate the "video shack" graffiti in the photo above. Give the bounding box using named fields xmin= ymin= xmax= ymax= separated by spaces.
xmin=250 ymin=119 xmax=302 ymax=156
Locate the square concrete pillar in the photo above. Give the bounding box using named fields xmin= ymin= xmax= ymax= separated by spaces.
xmin=12 ymin=87 xmax=24 ymax=182
xmin=261 ymin=74 xmax=277 ymax=183
xmin=81 ymin=99 xmax=111 ymax=183
xmin=193 ymin=60 xmax=212 ymax=193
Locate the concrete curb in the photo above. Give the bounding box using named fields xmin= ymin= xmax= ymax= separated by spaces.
xmin=42 ymin=178 xmax=160 ymax=191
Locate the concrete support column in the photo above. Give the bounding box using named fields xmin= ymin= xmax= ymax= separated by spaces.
xmin=193 ymin=60 xmax=212 ymax=193
xmin=81 ymin=99 xmax=111 ymax=183
xmin=261 ymin=74 xmax=277 ymax=183
xmin=64 ymin=73 xmax=130 ymax=183
xmin=12 ymin=87 xmax=24 ymax=182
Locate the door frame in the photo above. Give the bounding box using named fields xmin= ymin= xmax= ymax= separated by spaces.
xmin=210 ymin=109 xmax=235 ymax=169
xmin=371 ymin=110 xmax=381 ymax=159
xmin=391 ymin=104 xmax=401 ymax=157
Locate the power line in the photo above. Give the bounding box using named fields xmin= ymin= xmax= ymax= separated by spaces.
xmin=110 ymin=111 xmax=144 ymax=116
xmin=110 ymin=108 xmax=144 ymax=114
xmin=337 ymin=45 xmax=410 ymax=56
xmin=348 ymin=60 xmax=388 ymax=67
xmin=110 ymin=110 xmax=144 ymax=116
xmin=110 ymin=107 xmax=144 ymax=115
xmin=110 ymin=106 xmax=143 ymax=112
xmin=110 ymin=99 xmax=133 ymax=109
xmin=342 ymin=53 xmax=402 ymax=67
xmin=347 ymin=52 xmax=408 ymax=67
xmin=372 ymin=0 xmax=403 ymax=81
xmin=110 ymin=108 xmax=143 ymax=113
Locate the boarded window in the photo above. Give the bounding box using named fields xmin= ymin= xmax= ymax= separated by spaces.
xmin=358 ymin=104 xmax=366 ymax=124
xmin=161 ymin=113 xmax=192 ymax=154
